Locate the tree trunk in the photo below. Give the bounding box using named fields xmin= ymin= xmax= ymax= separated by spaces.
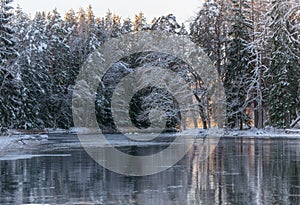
xmin=239 ymin=119 xmax=243 ymax=130
xmin=254 ymin=102 xmax=264 ymax=129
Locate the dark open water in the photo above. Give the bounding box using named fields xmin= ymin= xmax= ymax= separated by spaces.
xmin=0 ymin=135 xmax=300 ymax=205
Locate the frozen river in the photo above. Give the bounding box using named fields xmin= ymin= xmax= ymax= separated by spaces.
xmin=1 ymin=134 xmax=300 ymax=204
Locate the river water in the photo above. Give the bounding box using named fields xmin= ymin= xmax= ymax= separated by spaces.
xmin=0 ymin=134 xmax=300 ymax=204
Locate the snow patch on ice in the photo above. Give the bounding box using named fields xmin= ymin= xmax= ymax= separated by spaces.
xmin=0 ymin=134 xmax=48 ymax=153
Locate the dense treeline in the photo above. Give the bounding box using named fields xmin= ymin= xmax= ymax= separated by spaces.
xmin=0 ymin=0 xmax=188 ymax=131
xmin=191 ymin=0 xmax=300 ymax=129
xmin=0 ymin=0 xmax=299 ymax=131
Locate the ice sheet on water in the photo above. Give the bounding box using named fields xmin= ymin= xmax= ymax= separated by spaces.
xmin=0 ymin=154 xmax=72 ymax=161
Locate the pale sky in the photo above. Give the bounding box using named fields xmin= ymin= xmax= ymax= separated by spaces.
xmin=12 ymin=0 xmax=203 ymax=24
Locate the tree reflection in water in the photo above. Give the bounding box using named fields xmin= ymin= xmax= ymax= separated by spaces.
xmin=0 ymin=137 xmax=300 ymax=204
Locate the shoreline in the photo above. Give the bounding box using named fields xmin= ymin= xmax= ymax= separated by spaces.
xmin=0 ymin=128 xmax=299 ymax=154
xmin=2 ymin=127 xmax=300 ymax=137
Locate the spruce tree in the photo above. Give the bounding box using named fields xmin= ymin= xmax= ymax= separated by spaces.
xmin=13 ymin=5 xmax=33 ymax=129
xmin=121 ymin=18 xmax=133 ymax=34
xmin=150 ymin=14 xmax=180 ymax=33
xmin=17 ymin=12 xmax=51 ymax=129
xmin=46 ymin=9 xmax=72 ymax=129
xmin=0 ymin=0 xmax=19 ymax=130
xmin=224 ymin=0 xmax=253 ymax=129
xmin=266 ymin=0 xmax=300 ymax=127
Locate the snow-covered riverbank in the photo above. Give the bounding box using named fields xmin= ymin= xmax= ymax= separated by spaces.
xmin=224 ymin=128 xmax=300 ymax=138
xmin=1 ymin=128 xmax=299 ymax=154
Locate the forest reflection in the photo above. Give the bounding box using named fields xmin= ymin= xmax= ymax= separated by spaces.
xmin=188 ymin=138 xmax=300 ymax=205
xmin=0 ymin=136 xmax=300 ymax=204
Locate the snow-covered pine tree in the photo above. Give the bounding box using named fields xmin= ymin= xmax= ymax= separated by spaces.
xmin=75 ymin=7 xmax=89 ymax=59
xmin=266 ymin=0 xmax=300 ymax=128
xmin=98 ymin=9 xmax=115 ymax=38
xmin=0 ymin=0 xmax=20 ymax=130
xmin=150 ymin=14 xmax=180 ymax=33
xmin=101 ymin=9 xmax=113 ymax=35
xmin=224 ymin=0 xmax=253 ymax=129
xmin=178 ymin=23 xmax=188 ymax=36
xmin=17 ymin=12 xmax=52 ymax=129
xmin=110 ymin=14 xmax=122 ymax=37
xmin=72 ymin=6 xmax=105 ymax=65
xmin=121 ymin=18 xmax=133 ymax=34
xmin=64 ymin=9 xmax=77 ymax=28
xmin=12 ymin=5 xmax=33 ymax=129
xmin=13 ymin=5 xmax=30 ymax=45
xmin=63 ymin=9 xmax=80 ymax=84
xmin=133 ymin=12 xmax=148 ymax=31
xmin=45 ymin=9 xmax=73 ymax=129
xmin=46 ymin=9 xmax=67 ymax=95
xmin=86 ymin=5 xmax=104 ymax=49
xmin=0 ymin=0 xmax=15 ymax=66
xmin=64 ymin=7 xmax=93 ymax=93
xmin=190 ymin=0 xmax=230 ymax=77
